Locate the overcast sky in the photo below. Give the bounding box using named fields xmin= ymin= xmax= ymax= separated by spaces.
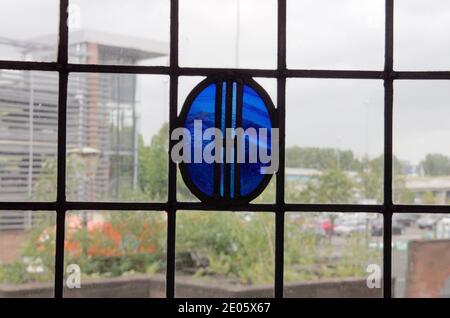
xmin=1 ymin=0 xmax=450 ymax=164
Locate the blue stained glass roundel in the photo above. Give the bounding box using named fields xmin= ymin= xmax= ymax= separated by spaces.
xmin=178 ymin=77 xmax=277 ymax=204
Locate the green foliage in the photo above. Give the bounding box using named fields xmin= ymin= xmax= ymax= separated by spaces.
xmin=138 ymin=123 xmax=168 ymax=201
xmin=32 ymin=154 xmax=88 ymax=201
xmin=284 ymin=219 xmax=321 ymax=268
xmin=393 ymin=175 xmax=415 ymax=204
xmin=286 ymin=152 xmax=414 ymax=205
xmin=288 ymin=168 xmax=354 ymax=204
xmin=286 ymin=146 xmax=361 ymax=171
xmin=176 ymin=212 xmax=275 ymax=285
xmin=334 ymin=234 xmax=376 ymax=278
xmin=252 ymin=177 xmax=276 ymax=204
xmin=420 ymin=153 xmax=450 ymax=176
xmin=0 ymin=124 xmax=419 ymax=286
xmin=0 ymin=211 xmax=167 ymax=284
xmin=0 ymin=213 xmax=56 ymax=284
xmin=0 ymin=261 xmax=50 ymax=284
xmin=421 ymin=191 xmax=436 ymax=205
xmin=358 ymin=155 xmax=412 ymax=203
xmin=66 ymin=212 xmax=167 ymax=278
xmin=358 ymin=156 xmax=383 ymax=203
xmin=283 ymin=215 xmax=378 ymax=282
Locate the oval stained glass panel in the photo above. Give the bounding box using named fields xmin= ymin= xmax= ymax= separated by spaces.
xmin=179 ymin=77 xmax=276 ymax=204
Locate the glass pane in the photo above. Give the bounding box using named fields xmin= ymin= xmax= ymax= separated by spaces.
xmin=179 ymin=0 xmax=277 ymax=69
xmin=179 ymin=77 xmax=276 ymax=114
xmin=66 ymin=73 xmax=169 ymax=202
xmin=0 ymin=211 xmax=55 ymax=297
xmin=0 ymin=70 xmax=58 ymax=202
xmin=176 ymin=211 xmax=275 ymax=297
xmin=178 ymin=76 xmax=205 ymax=115
xmin=393 ymin=81 xmax=450 ymax=204
xmin=63 ymin=211 xmax=166 ymax=298
xmin=0 ymin=0 xmax=58 ymax=62
xmin=252 ymin=177 xmax=276 ymax=204
xmin=177 ymin=76 xmax=203 ymax=202
xmin=286 ymin=79 xmax=384 ymax=204
xmin=395 ymin=0 xmax=450 ymax=71
xmin=284 ymin=212 xmax=383 ymax=298
xmin=254 ymin=78 xmax=277 ymax=106
xmin=393 ymin=213 xmax=450 ymax=298
xmin=287 ymin=0 xmax=384 ymax=70
xmin=68 ymin=0 xmax=169 ymax=66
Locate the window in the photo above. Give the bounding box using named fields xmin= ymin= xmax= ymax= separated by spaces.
xmin=0 ymin=0 xmax=449 ymax=299
xmin=0 ymin=0 xmax=59 ymax=62
xmin=287 ymin=0 xmax=384 ymax=70
xmin=394 ymin=0 xmax=450 ymax=71
xmin=179 ymin=0 xmax=277 ymax=69
xmin=68 ymin=0 xmax=170 ymax=66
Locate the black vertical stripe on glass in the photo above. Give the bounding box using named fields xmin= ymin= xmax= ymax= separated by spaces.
xmin=224 ymin=80 xmax=233 ymax=200
xmin=214 ymin=81 xmax=223 ymax=197
xmin=235 ymin=82 xmax=244 ymax=198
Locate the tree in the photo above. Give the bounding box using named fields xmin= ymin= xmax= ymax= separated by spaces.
xmin=137 ymin=122 xmax=198 ymax=201
xmin=392 ymin=155 xmax=417 ymax=204
xmin=138 ymin=123 xmax=169 ymax=200
xmin=358 ymin=155 xmax=415 ymax=204
xmin=297 ymin=168 xmax=354 ymax=204
xmin=285 ymin=146 xmax=361 ymax=171
xmin=358 ymin=156 xmax=383 ymax=203
xmin=421 ymin=191 xmax=436 ymax=205
xmin=420 ymin=153 xmax=450 ymax=176
xmin=32 ymin=154 xmax=90 ymax=201
xmin=288 ymin=168 xmax=353 ymax=239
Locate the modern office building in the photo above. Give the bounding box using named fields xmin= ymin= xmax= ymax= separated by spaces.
xmin=0 ymin=31 xmax=168 ymax=228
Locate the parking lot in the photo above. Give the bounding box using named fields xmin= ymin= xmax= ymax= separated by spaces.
xmin=293 ymin=212 xmax=450 ymax=297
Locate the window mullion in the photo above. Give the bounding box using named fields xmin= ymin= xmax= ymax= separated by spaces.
xmin=383 ymin=0 xmax=394 ymax=299
xmin=54 ymin=0 xmax=70 ymax=299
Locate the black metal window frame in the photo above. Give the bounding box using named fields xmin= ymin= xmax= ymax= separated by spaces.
xmin=0 ymin=0 xmax=449 ymax=299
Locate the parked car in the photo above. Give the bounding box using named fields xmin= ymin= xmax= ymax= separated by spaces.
xmin=297 ymin=217 xmax=328 ymax=237
xmin=395 ymin=214 xmax=420 ymax=228
xmin=334 ymin=218 xmax=368 ymax=236
xmin=371 ymin=219 xmax=403 ymax=236
xmin=416 ymin=215 xmax=439 ymax=230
